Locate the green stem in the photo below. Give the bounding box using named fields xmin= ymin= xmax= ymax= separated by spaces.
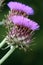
xmin=0 ymin=36 xmax=8 ymax=48
xmin=0 ymin=46 xmax=16 ymax=65
xmin=0 ymin=36 xmax=18 ymax=65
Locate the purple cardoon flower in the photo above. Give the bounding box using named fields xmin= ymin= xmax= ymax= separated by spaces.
xmin=5 ymin=15 xmax=39 ymax=50
xmin=7 ymin=1 xmax=34 ymax=15
xmin=9 ymin=15 xmax=39 ymax=31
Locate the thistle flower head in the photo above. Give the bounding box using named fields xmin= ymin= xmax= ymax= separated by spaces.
xmin=7 ymin=1 xmax=34 ymax=15
xmin=4 ymin=2 xmax=39 ymax=50
xmin=5 ymin=15 xmax=40 ymax=50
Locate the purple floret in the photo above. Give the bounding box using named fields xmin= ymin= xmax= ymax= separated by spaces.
xmin=7 ymin=1 xmax=34 ymax=15
xmin=9 ymin=15 xmax=39 ymax=31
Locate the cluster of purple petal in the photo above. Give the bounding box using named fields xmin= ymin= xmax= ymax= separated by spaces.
xmin=7 ymin=1 xmax=34 ymax=15
xmin=9 ymin=15 xmax=39 ymax=31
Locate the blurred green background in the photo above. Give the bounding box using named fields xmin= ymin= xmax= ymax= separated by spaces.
xmin=0 ymin=0 xmax=43 ymax=65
